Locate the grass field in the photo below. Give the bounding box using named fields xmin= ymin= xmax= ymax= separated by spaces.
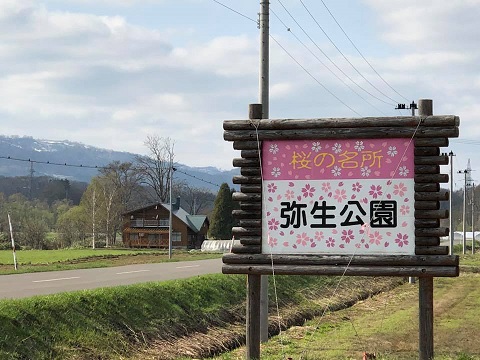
xmin=209 ymin=256 xmax=480 ymax=360
xmin=0 ymin=248 xmax=221 ymax=275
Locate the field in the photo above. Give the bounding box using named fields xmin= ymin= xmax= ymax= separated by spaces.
xmin=0 ymin=249 xmax=478 ymax=359
xmin=209 ymin=254 xmax=480 ymax=360
xmin=0 ymin=248 xmax=221 ymax=274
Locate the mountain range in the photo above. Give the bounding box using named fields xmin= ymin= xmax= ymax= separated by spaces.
xmin=0 ymin=135 xmax=238 ymax=192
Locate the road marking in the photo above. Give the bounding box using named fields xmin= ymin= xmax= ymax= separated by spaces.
xmin=116 ymin=270 xmax=151 ymax=275
xmin=176 ymin=265 xmax=200 ymax=269
xmin=33 ymin=276 xmax=80 ymax=283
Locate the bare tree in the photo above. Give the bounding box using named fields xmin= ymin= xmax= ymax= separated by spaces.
xmin=100 ymin=161 xmax=143 ymax=211
xmin=174 ymin=183 xmax=215 ymax=215
xmin=136 ymin=136 xmax=175 ymax=203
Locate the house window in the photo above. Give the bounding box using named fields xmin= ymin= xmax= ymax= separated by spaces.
xmin=130 ymin=234 xmax=138 ymax=240
xmin=172 ymin=232 xmax=182 ymax=242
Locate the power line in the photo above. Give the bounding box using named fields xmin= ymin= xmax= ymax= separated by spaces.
xmin=209 ymin=1 xmax=361 ymax=115
xmin=298 ymin=0 xmax=400 ymax=104
xmin=270 ymin=34 xmax=361 ymax=116
xmin=316 ymin=0 xmax=410 ymax=102
xmin=211 ymin=0 xmax=258 ymax=24
xmin=270 ymin=8 xmax=388 ymax=116
xmin=175 ymin=168 xmax=221 ymax=188
xmin=275 ymin=0 xmax=393 ymax=107
xmin=0 ymin=155 xmax=222 ymax=188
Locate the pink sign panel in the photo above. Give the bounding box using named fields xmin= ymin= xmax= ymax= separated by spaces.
xmin=262 ymin=138 xmax=415 ymax=255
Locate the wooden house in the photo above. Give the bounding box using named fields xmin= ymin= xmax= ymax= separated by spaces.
xmin=122 ymin=197 xmax=209 ymax=249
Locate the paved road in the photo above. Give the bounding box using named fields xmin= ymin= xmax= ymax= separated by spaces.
xmin=0 ymin=258 xmax=223 ymax=299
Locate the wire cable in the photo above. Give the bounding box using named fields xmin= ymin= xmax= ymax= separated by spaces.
xmin=298 ymin=0 xmax=400 ymax=104
xmin=212 ymin=0 xmax=258 ymax=24
xmin=275 ymin=0 xmax=394 ymax=107
xmin=270 ymin=8 xmax=388 ymax=116
xmin=316 ymin=0 xmax=410 ymax=102
xmin=270 ymin=34 xmax=362 ymax=116
xmin=0 ymin=155 xmax=221 ymax=188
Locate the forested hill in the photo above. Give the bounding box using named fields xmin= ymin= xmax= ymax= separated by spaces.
xmin=0 ymin=135 xmax=237 ymax=191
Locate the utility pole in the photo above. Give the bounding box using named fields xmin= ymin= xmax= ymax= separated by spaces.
xmin=459 ymin=169 xmax=469 ymax=255
xmin=259 ymin=0 xmax=270 ymax=345
xmin=92 ymin=189 xmax=96 ymax=250
xmin=168 ymin=163 xmax=176 ymax=260
xmin=449 ymin=151 xmax=455 ymax=255
xmin=472 ymin=183 xmax=475 ymax=254
xmin=29 ymin=162 xmax=35 ymax=200
xmin=408 ymin=101 xmax=417 ymax=285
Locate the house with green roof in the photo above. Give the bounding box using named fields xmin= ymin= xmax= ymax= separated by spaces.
xmin=122 ymin=197 xmax=209 ymax=249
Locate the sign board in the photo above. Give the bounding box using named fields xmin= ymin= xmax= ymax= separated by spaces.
xmin=262 ymin=138 xmax=415 ymax=255
xmin=222 ymin=115 xmax=459 ymax=278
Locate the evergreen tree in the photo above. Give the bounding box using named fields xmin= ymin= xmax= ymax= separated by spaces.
xmin=208 ymin=183 xmax=234 ymax=239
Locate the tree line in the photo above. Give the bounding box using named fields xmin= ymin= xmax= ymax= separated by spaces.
xmin=0 ymin=136 xmax=226 ymax=249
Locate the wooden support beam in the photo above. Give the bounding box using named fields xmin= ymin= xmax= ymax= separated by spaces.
xmin=232 ymin=193 xmax=262 ymax=202
xmin=223 ymin=115 xmax=459 ymax=130
xmin=416 ymin=246 xmax=449 ymax=255
xmin=222 ymin=253 xmax=459 ymax=266
xmin=414 ymin=191 xmax=449 ymax=201
xmin=233 ymin=175 xmax=262 ymax=184
xmin=241 ymin=168 xmax=261 ymax=176
xmin=224 ymin=127 xmax=459 ymax=141
xmin=414 ymin=147 xmax=440 ymax=156
xmin=415 ymin=201 xmax=440 ymax=210
xmin=414 ymin=183 xmax=440 ymax=192
xmin=222 ymin=264 xmax=459 ymax=277
xmin=414 ymin=155 xmax=449 ymax=165
xmin=415 ymin=237 xmax=441 ymax=246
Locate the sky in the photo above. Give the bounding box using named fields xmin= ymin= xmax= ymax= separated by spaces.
xmin=1 ymin=0 xmax=479 ymax=188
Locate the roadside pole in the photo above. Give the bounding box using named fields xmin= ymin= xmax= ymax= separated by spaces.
xmin=258 ymin=0 xmax=269 ymax=344
xmin=8 ymin=213 xmax=17 ymax=270
xmin=418 ymin=99 xmax=434 ymax=360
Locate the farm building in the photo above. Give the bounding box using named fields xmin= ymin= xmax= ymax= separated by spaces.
xmin=122 ymin=197 xmax=209 ymax=249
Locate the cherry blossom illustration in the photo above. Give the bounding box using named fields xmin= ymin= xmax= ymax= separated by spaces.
xmin=393 ymin=182 xmax=407 ymax=197
xmin=321 ymin=182 xmax=331 ymax=192
xmin=311 ymin=141 xmax=322 ymax=152
xmin=369 ymin=184 xmax=383 ymax=199
xmin=268 ymin=218 xmax=280 ymax=231
xmin=387 ymin=146 xmax=398 ymax=157
xmin=301 ymin=184 xmax=316 ymax=198
xmin=314 ymin=231 xmax=324 ymax=242
xmin=285 ymin=189 xmax=295 ymax=200
xmin=267 ymin=183 xmax=277 ymax=193
xmin=400 ymin=204 xmax=410 ymax=215
xmin=354 ymin=140 xmax=365 ymax=151
xmin=326 ymin=237 xmax=335 ymax=247
xmin=398 ymin=165 xmax=409 ymax=177
xmin=361 ymin=166 xmax=371 ymax=177
xmin=296 ymin=232 xmax=310 ymax=246
xmin=331 ymin=165 xmax=342 ymax=176
xmin=341 ymin=229 xmax=354 ymax=243
xmin=395 ymin=233 xmax=409 ymax=247
xmin=268 ymin=236 xmax=278 ymax=247
xmin=269 ymin=143 xmax=279 ymax=154
xmin=352 ymin=182 xmax=362 ymax=192
xmin=334 ymin=188 xmax=347 ymax=203
xmin=332 ymin=143 xmax=342 ymax=154
xmin=271 ymin=167 xmax=281 ymax=177
xmin=368 ymin=231 xmax=383 ymax=245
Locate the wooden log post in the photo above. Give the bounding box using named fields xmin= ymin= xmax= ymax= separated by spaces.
xmin=418 ymin=98 xmax=434 ymax=360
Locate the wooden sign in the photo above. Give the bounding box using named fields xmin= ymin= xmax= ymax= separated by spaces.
xmin=262 ymin=138 xmax=415 ymax=255
xmin=222 ymin=115 xmax=460 ymax=277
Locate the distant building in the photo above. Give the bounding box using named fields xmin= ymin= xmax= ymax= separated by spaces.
xmin=122 ymin=197 xmax=209 ymax=249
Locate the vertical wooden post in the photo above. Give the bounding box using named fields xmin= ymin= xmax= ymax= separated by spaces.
xmin=246 ymin=103 xmax=262 ymax=360
xmin=418 ymin=98 xmax=434 ymax=360
xmin=247 ymin=274 xmax=261 ymax=360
